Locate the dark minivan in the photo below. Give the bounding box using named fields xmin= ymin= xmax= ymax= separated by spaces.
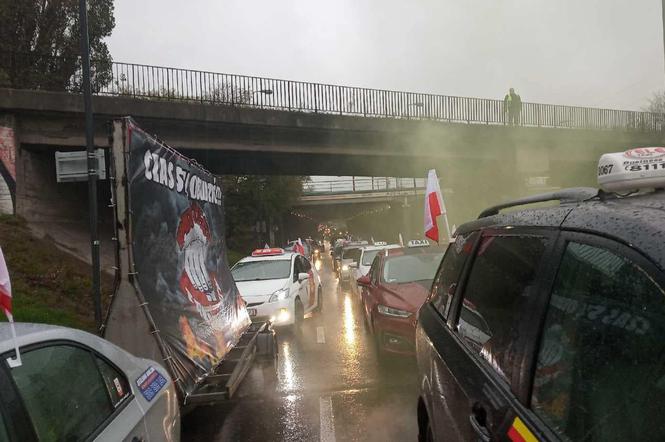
xmin=416 ymin=187 xmax=665 ymax=442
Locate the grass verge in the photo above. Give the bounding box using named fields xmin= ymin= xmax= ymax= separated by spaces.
xmin=0 ymin=215 xmax=113 ymax=332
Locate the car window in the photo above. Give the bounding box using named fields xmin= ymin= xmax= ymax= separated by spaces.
xmin=95 ymin=356 xmax=131 ymax=408
xmin=382 ymin=253 xmax=444 ymax=284
xmin=301 ymin=257 xmax=311 ymax=272
xmin=231 ymin=260 xmax=292 ymax=281
xmin=531 ymin=241 xmax=665 ymax=441
xmin=10 ymin=344 xmax=116 ymax=441
xmin=457 ymin=235 xmax=547 ymax=382
xmin=292 ymin=258 xmax=300 ymax=281
xmin=369 ymin=256 xmax=380 ymax=285
xmin=362 ymin=249 xmax=381 ymax=266
xmin=431 ymin=231 xmax=478 ymax=319
xmin=343 ymin=248 xmax=361 ymax=262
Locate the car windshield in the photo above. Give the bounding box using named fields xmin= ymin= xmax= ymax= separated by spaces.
xmin=231 ymin=260 xmax=291 ymax=281
xmin=382 ymin=253 xmax=444 ymax=284
xmin=362 ymin=249 xmax=381 ymax=266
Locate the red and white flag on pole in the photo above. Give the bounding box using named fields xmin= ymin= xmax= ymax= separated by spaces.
xmin=294 ymin=238 xmax=305 ymax=255
xmin=424 ymin=169 xmax=452 ymax=243
xmin=0 ymin=248 xmax=12 ymax=321
xmin=0 ymin=247 xmax=21 ymax=367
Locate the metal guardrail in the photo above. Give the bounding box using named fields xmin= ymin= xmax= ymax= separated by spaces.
xmin=2 ymin=51 xmax=664 ymax=131
xmin=303 ymin=177 xmax=426 ymax=195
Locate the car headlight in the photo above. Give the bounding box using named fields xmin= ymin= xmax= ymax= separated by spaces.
xmin=342 ymin=264 xmax=349 ymax=271
xmin=377 ymin=304 xmax=412 ymax=318
xmin=268 ymin=288 xmax=290 ymax=303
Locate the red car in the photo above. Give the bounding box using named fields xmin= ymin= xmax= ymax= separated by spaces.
xmin=357 ymin=244 xmax=445 ymax=356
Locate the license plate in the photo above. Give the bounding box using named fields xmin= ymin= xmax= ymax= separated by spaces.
xmin=248 ymin=308 xmax=257 ymax=317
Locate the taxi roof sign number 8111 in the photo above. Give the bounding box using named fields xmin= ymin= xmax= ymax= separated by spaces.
xmin=597 ymin=147 xmax=665 ymax=192
xmin=251 ymin=248 xmax=285 ymax=257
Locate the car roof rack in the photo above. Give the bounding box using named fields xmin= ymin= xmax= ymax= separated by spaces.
xmin=478 ymin=187 xmax=599 ymax=219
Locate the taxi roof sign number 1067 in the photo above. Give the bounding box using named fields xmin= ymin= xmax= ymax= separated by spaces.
xmin=598 ymin=147 xmax=665 ymax=192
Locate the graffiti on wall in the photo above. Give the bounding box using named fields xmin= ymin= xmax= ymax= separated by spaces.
xmin=0 ymin=126 xmax=16 ymax=180
xmin=0 ymin=126 xmax=16 ymax=212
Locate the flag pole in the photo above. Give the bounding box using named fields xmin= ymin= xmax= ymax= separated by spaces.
xmin=6 ymin=315 xmax=22 ymax=368
xmin=442 ymin=212 xmax=453 ymax=244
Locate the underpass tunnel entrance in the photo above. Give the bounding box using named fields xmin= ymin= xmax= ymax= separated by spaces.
xmin=14 ymin=132 xmax=611 ymax=270
xmin=292 ymin=175 xmax=430 ymax=244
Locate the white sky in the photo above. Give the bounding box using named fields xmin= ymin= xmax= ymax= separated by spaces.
xmin=107 ymin=0 xmax=664 ymax=111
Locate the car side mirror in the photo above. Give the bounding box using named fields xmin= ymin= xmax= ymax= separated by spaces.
xmin=298 ymin=272 xmax=309 ymax=282
xmin=349 ymin=262 xmax=358 ymax=269
xmin=357 ymin=275 xmax=371 ymax=286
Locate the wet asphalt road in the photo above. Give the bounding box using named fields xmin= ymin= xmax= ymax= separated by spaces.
xmin=182 ymin=255 xmax=419 ymax=441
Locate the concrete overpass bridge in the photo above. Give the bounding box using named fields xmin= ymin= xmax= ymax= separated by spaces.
xmin=298 ymin=176 xmax=426 ymax=206
xmin=293 ymin=176 xmax=428 ymax=240
xmin=1 ymin=55 xmax=664 ymax=227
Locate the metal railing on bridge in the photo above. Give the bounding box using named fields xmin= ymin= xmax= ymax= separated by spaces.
xmin=303 ymin=177 xmax=426 ymax=195
xmin=2 ymin=51 xmax=663 ymax=131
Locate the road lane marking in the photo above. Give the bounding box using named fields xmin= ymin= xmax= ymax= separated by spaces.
xmin=317 ymin=326 xmax=326 ymax=344
xmin=319 ymin=396 xmax=336 ymax=442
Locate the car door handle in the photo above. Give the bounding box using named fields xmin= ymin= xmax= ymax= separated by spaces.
xmin=469 ymin=412 xmax=490 ymax=442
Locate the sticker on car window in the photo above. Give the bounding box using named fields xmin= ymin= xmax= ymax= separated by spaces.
xmin=113 ymin=377 xmax=124 ymax=397
xmin=454 ymin=232 xmax=474 ymax=255
xmin=507 ymin=416 xmax=538 ymax=442
xmin=136 ymin=366 xmax=168 ymax=402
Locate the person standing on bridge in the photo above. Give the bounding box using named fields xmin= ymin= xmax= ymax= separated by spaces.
xmin=504 ymin=88 xmax=522 ymax=125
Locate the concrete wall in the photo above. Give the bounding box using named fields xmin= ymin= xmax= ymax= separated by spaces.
xmin=15 ymin=145 xmax=116 ymax=269
xmin=0 ymin=178 xmax=12 ymax=214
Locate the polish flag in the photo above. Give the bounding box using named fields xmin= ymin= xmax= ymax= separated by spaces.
xmin=294 ymin=238 xmax=305 ymax=255
xmin=424 ymin=169 xmax=448 ymax=243
xmin=0 ymin=248 xmax=12 ymax=321
xmin=1 ymin=248 xmax=21 ymax=367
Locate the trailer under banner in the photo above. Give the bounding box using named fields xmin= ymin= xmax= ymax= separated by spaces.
xmin=104 ymin=117 xmax=276 ymax=409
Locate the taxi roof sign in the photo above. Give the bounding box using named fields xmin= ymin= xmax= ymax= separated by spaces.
xmin=373 ymin=241 xmax=387 ymax=246
xmin=598 ymin=148 xmax=665 ymax=192
xmin=251 ymin=248 xmax=285 ymax=257
xmin=407 ymin=239 xmax=430 ymax=248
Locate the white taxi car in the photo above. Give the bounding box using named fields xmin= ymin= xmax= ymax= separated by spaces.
xmin=0 ymin=323 xmax=180 ymax=441
xmin=231 ymin=248 xmax=322 ymax=327
xmin=356 ymin=242 xmax=401 ymax=280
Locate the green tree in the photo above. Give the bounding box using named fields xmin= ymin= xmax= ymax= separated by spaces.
xmin=0 ymin=0 xmax=115 ymax=91
xmin=644 ymin=90 xmax=665 ymax=113
xmin=222 ymin=175 xmax=307 ymax=253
